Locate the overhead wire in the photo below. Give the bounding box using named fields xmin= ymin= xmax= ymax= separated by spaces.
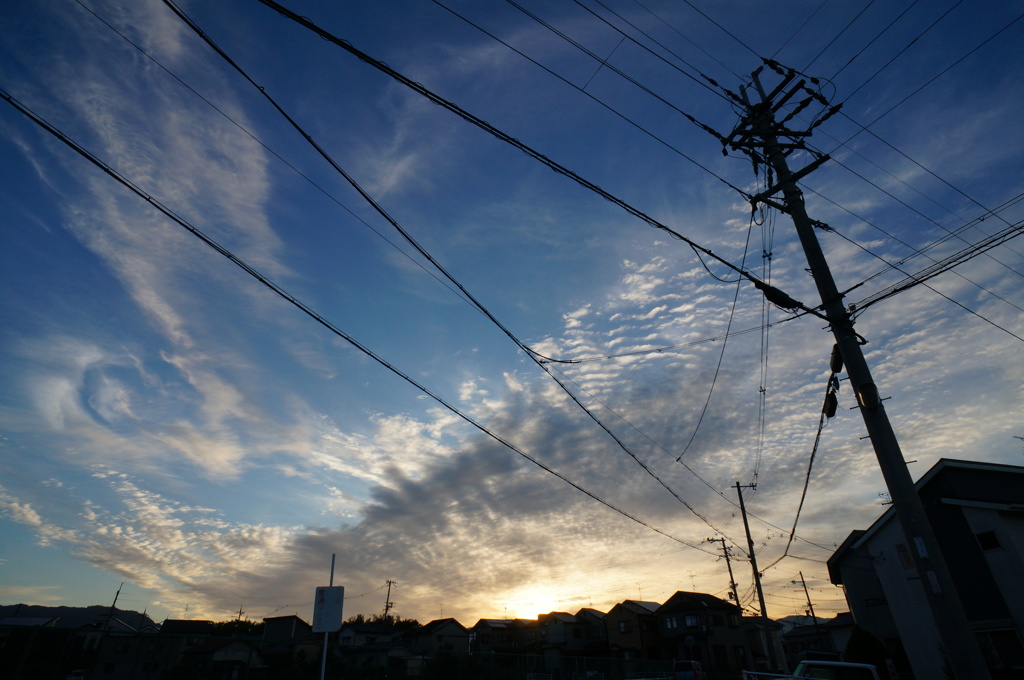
xmin=770 ymin=0 xmax=830 ymax=62
xmin=815 ymin=5 xmax=1024 ymax=268
xmin=827 ymin=0 xmax=922 ymax=81
xmin=838 ymin=4 xmax=1024 ymax=137
xmin=163 ymin=0 xmax=740 ymax=546
xmin=801 ymin=0 xmax=878 ymax=72
xmin=433 ymin=1 xmax=736 ymax=182
xmin=614 ymin=0 xmax=742 ymax=80
xmin=0 ymin=86 xmax=718 ymax=557
xmin=567 ymin=0 xmax=737 ymax=103
xmin=759 ymin=370 xmax=840 ymax=573
xmin=632 ymin=0 xmax=762 ymax=63
xmin=254 ymin=0 xmax=836 ymax=326
xmin=851 ymin=220 xmax=1024 ymax=317
xmin=804 ymin=188 xmax=1024 ymax=342
xmin=674 ymin=208 xmax=757 ymax=462
xmin=821 ymin=156 xmax=1024 ymax=281
xmin=498 ymin=0 xmax=734 ymax=134
xmin=69 ymin=0 xmax=480 ymax=315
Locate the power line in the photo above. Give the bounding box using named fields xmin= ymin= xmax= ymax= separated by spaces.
xmin=432 ymin=0 xmax=738 ymax=185
xmin=803 ymin=188 xmax=1024 ymax=340
xmin=838 ymin=0 xmax=964 ymax=105
xmin=163 ymin=0 xmax=735 ymax=550
xmin=573 ymin=0 xmax=740 ymax=92
xmin=70 ymin=0 xmax=479 ymax=315
xmin=254 ymin=0 xmax=826 ymax=317
xmin=0 ymin=86 xmax=717 ymax=557
xmin=840 ymin=5 xmax=1024 ymax=134
xmin=771 ymin=0 xmax=830 ymax=62
xmin=675 ymin=216 xmax=756 ymax=462
xmin=828 ymin=0 xmax=922 ymax=81
xmin=821 ymin=156 xmax=1024 ymax=281
xmin=632 ymin=0 xmax=762 ymax=63
xmin=802 ymin=0 xmax=878 ymax=72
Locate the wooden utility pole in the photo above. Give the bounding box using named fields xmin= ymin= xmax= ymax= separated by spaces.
xmin=723 ymin=63 xmax=991 ymax=680
xmin=736 ymin=482 xmax=780 ymax=673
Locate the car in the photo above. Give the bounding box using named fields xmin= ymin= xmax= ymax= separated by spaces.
xmin=790 ymin=660 xmax=881 ymax=680
xmin=742 ymin=660 xmax=881 ymax=680
xmin=673 ymin=660 xmax=706 ymax=680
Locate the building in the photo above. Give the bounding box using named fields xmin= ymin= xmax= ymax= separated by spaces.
xmin=655 ymin=591 xmax=748 ymax=675
xmin=574 ymin=607 xmax=608 ymax=657
xmin=828 ymin=458 xmax=1024 ymax=678
xmin=399 ymin=617 xmax=469 ymax=655
xmin=605 ymin=600 xmax=661 ymax=660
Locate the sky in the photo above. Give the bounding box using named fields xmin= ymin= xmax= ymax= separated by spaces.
xmin=1 ymin=0 xmax=1022 ymax=628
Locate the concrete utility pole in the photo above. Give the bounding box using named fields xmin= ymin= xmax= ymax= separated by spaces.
xmin=383 ymin=579 xmax=396 ymax=620
xmin=735 ymin=482 xmax=780 ymax=673
xmin=724 ymin=63 xmax=990 ymax=680
xmin=793 ymin=571 xmax=826 ymax=651
xmin=705 ymin=536 xmax=741 ymax=607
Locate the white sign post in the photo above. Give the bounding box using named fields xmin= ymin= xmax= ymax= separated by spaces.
xmin=316 ymin=555 xmax=342 ymax=680
xmin=313 ymin=585 xmax=345 ymax=633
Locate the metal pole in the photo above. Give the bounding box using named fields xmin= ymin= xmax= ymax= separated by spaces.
xmin=321 ymin=554 xmax=336 ymax=680
xmin=747 ymin=69 xmax=991 ymax=680
xmin=736 ymin=482 xmax=780 ymax=673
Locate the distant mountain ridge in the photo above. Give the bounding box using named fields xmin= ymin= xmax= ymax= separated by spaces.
xmin=0 ymin=603 xmax=156 ymax=629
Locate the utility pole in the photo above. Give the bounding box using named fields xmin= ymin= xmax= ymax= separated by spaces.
xmin=736 ymin=482 xmax=780 ymax=673
xmin=793 ymin=571 xmax=826 ymax=651
xmin=705 ymin=536 xmax=741 ymax=607
xmin=382 ymin=580 xmax=396 ymax=621
xmin=723 ymin=63 xmax=991 ymax=680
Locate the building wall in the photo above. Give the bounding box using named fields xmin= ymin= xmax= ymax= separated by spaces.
xmin=832 ymin=461 xmax=1024 ymax=678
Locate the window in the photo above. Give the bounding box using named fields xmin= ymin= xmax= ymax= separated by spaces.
xmin=665 ymin=617 xmax=678 ymax=629
xmin=977 ymin=530 xmax=1002 ymax=551
xmin=685 ymin=615 xmax=700 ymax=628
xmin=618 ymin=621 xmax=632 ymax=633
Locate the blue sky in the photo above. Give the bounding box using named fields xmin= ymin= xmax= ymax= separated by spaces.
xmin=1 ymin=0 xmax=1022 ymax=626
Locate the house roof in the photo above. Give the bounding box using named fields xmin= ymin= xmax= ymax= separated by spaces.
xmin=657 ymin=591 xmax=738 ymax=614
xmin=408 ymin=618 xmax=468 ymax=637
xmin=575 ymin=608 xmax=605 ymax=620
xmin=612 ymin=600 xmax=660 ymax=616
xmin=0 ymin=617 xmax=58 ymax=627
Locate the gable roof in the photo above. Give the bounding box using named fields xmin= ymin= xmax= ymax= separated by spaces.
xmin=613 ymin=600 xmax=660 ymax=615
xmin=657 ymin=591 xmax=738 ymax=613
xmin=575 ymin=608 xmax=605 ymax=620
xmin=416 ymin=618 xmax=468 ymax=634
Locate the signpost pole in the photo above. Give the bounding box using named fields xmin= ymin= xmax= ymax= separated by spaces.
xmin=320 ymin=554 xmax=336 ymax=680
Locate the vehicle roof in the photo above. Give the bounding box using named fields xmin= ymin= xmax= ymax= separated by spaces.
xmin=798 ymin=660 xmax=876 ymax=668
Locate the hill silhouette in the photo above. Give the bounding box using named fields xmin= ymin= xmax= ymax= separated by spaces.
xmin=0 ymin=603 xmax=156 ymax=629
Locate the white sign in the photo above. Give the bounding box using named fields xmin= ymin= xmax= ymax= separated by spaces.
xmin=312 ymin=586 xmax=345 ymax=632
